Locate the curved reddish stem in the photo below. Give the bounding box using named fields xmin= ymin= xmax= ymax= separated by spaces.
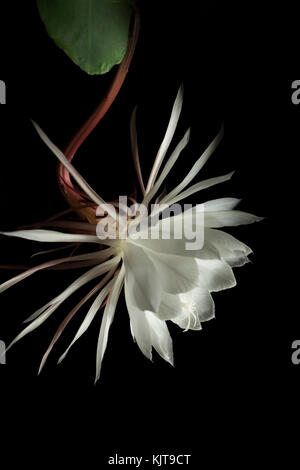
xmin=58 ymin=11 xmax=140 ymax=219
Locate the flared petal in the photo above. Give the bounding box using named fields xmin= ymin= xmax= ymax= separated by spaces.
xmin=141 ymin=242 xmax=236 ymax=293
xmin=203 ymin=197 xmax=241 ymax=211
xmin=146 ymin=249 xmax=202 ymax=294
xmin=126 ymin=238 xmax=234 ymax=295
xmin=131 ymin=208 xmax=208 ymax=259
xmin=168 ymin=203 xmax=262 ymax=229
xmin=204 ymin=210 xmax=263 ymax=228
xmin=144 ymin=311 xmax=173 ymax=365
xmin=129 ymin=215 xmax=218 ymax=260
xmin=129 ymin=237 xmax=218 ymax=261
xmin=205 ymin=228 xmax=252 ymax=267
xmin=123 ymin=242 xmax=163 ymax=311
xmin=124 ymin=279 xmax=173 ymax=363
xmin=195 ymin=258 xmax=236 ymax=292
xmin=126 ymin=304 xmax=152 ymax=360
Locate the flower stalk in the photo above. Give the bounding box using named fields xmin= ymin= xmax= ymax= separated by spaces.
xmin=58 ymin=10 xmax=140 ymax=223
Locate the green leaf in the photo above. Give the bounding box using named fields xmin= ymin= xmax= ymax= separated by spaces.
xmin=37 ymin=0 xmax=136 ymax=75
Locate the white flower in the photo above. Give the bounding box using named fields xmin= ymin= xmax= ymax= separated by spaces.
xmin=0 ymin=87 xmax=262 ymax=382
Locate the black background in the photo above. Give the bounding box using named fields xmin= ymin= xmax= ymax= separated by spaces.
xmin=0 ymin=1 xmax=297 ymax=466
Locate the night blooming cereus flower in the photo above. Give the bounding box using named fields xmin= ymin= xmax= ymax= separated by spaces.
xmin=0 ymin=87 xmax=262 ymax=382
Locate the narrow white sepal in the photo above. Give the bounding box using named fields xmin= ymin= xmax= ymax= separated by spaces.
xmin=164 ymin=171 xmax=235 ymax=207
xmin=32 ymin=121 xmax=117 ymax=221
xmin=0 ymin=229 xmax=100 ymax=244
xmin=0 ymin=247 xmax=115 ymax=295
xmin=145 ymin=85 xmax=184 ymax=192
xmin=6 ymin=301 xmax=63 ymax=353
xmin=161 ymin=125 xmax=224 ymax=204
xmin=143 ymin=128 xmax=191 ymax=206
xmin=23 ymin=256 xmax=121 ymax=323
xmin=94 ymin=264 xmax=125 ymax=383
xmin=58 ymin=275 xmax=116 ymax=364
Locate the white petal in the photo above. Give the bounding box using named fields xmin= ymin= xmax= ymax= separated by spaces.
xmin=195 ymin=258 xmax=236 ymax=292
xmin=130 ymin=236 xmax=217 ymax=260
xmin=146 ymin=245 xmax=234 ymax=294
xmin=123 ymin=242 xmax=162 ymax=312
xmin=206 ymin=228 xmax=252 ymax=267
xmin=156 ymin=291 xmax=184 ymax=320
xmin=126 ymin=305 xmax=152 ymax=360
xmin=162 ymin=202 xmax=262 ymax=231
xmin=203 ymin=197 xmax=241 ymax=212
xmin=127 ymin=239 xmax=228 ymax=295
xmin=130 ymin=210 xmax=216 ymax=259
xmin=144 ymin=311 xmax=174 ymax=365
xmin=204 ymin=210 xmax=263 ymax=228
xmin=123 ymin=243 xmax=167 ymax=360
xmin=147 ymin=249 xmax=203 ymax=294
xmin=95 ymin=265 xmax=125 ymax=382
xmin=124 ymin=281 xmax=173 ymax=363
xmin=131 ymin=210 xmax=213 ymax=260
